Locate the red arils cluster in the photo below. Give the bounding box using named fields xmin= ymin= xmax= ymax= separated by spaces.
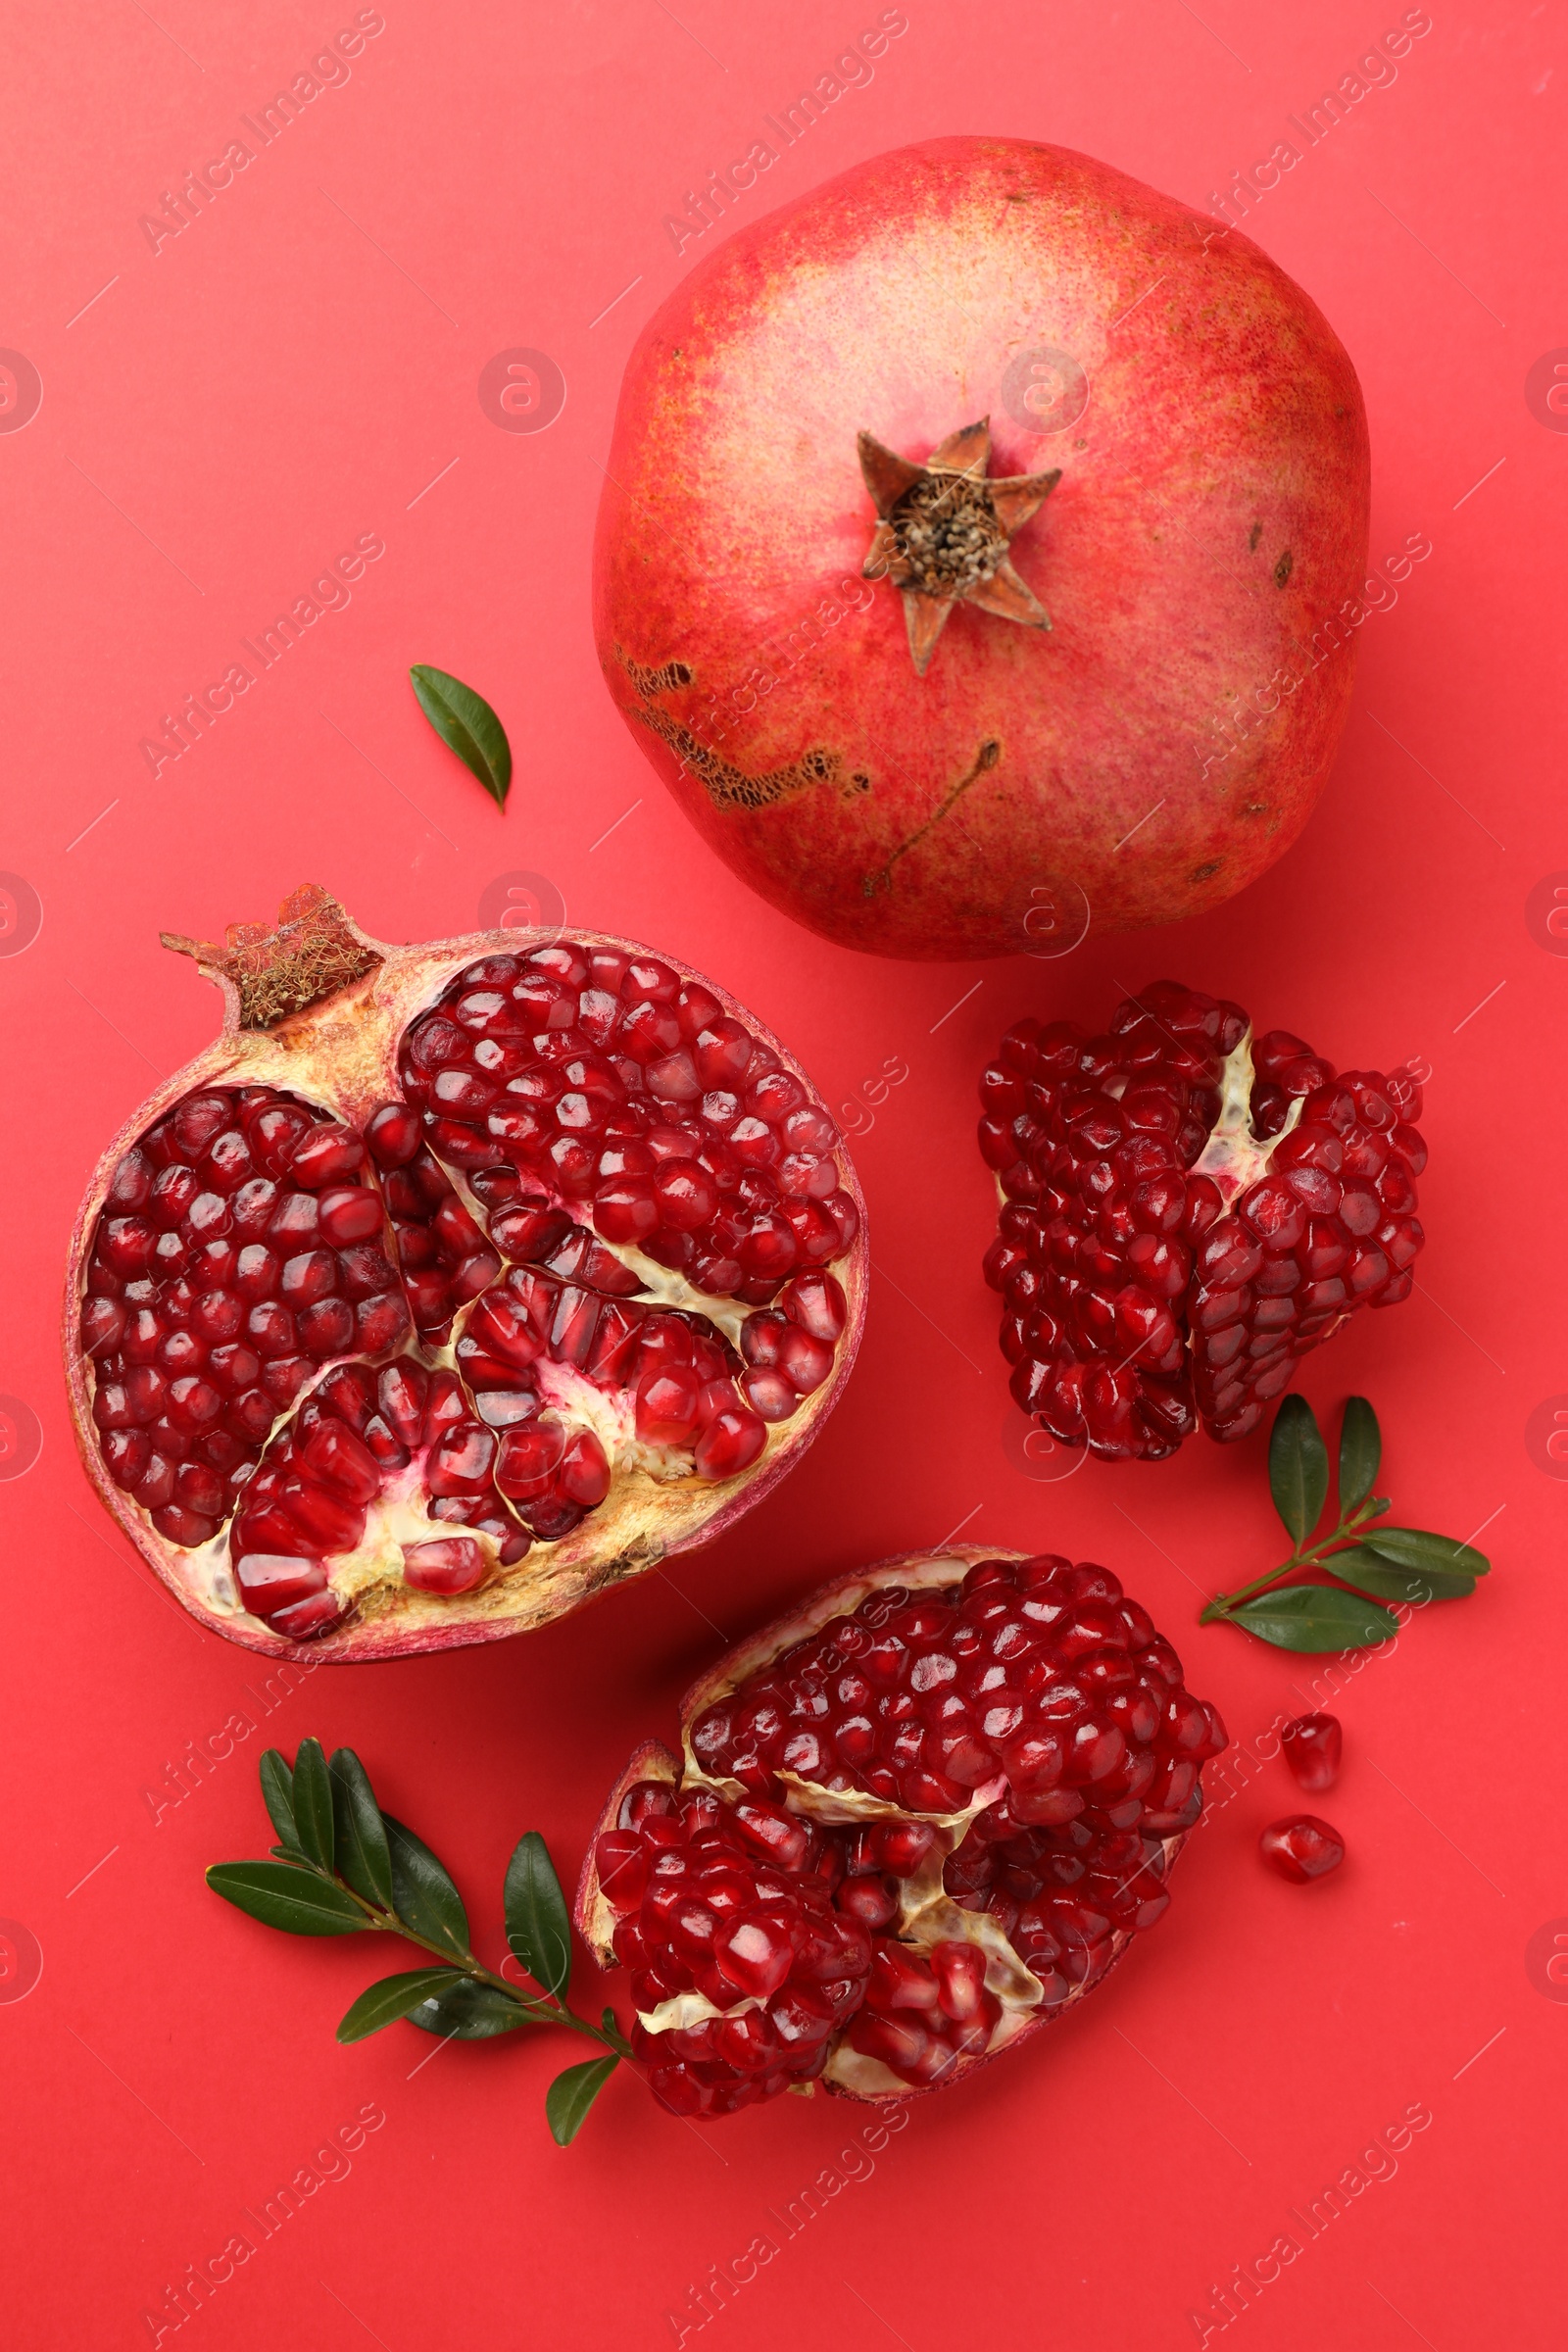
xmin=943 ymin=1810 xmax=1172 ymax=2003
xmin=396 ymin=948 xmax=858 ymax=1307
xmin=979 ymin=981 xmax=1427 ymax=1458
xmin=594 ymin=1780 xmax=871 ymax=2116
xmin=689 ymin=1554 xmax=1225 ymax=1829
xmin=587 ymin=1552 xmax=1227 ymax=2112
xmin=80 ymin=1086 xmax=409 ymax=1552
xmin=845 ymin=1938 xmax=1003 ymax=2087
xmin=74 ymin=932 xmax=860 ymax=1648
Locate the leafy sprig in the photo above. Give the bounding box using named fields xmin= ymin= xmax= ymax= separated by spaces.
xmin=1200 ymin=1396 xmax=1491 ymax=1651
xmin=207 ymin=1740 xmax=628 ymax=2144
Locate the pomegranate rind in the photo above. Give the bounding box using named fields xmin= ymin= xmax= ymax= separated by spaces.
xmin=65 ymin=912 xmax=867 ymax=1661
xmin=586 ymin=1547 xmax=1201 ymax=2105
xmin=573 ymin=1738 xmax=681 ymax=1967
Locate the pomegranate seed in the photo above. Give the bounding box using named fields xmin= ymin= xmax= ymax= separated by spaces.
xmin=1280 ymin=1712 xmax=1342 ymax=1792
xmin=557 ymin=1429 xmax=611 ymax=1506
xmin=1259 ymin=1815 xmax=1345 ymax=1882
xmin=402 ymin=1538 xmax=488 ymax=1595
xmin=693 ymin=1403 xmax=766 ymax=1479
xmin=233 ymin=1552 xmax=326 ymax=1613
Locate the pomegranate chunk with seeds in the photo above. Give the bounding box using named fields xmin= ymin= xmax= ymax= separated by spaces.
xmin=979 ymin=981 xmax=1428 ymax=1458
xmin=577 ymin=1546 xmax=1227 ymax=2112
xmin=67 ymin=889 xmax=865 ymax=1658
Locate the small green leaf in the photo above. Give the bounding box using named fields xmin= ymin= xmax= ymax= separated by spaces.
xmin=1338 ymin=1396 xmax=1381 ymax=1514
xmin=504 ymin=1832 xmax=571 ymax=1999
xmin=290 ymin=1739 xmax=335 ymax=1873
xmin=1229 ymin=1583 xmax=1399 ymax=1652
xmin=259 ymin=1749 xmax=298 ymax=1848
xmin=329 ymin=1749 xmax=394 ymax=1910
xmin=207 ymin=1860 xmax=368 ymax=1936
xmin=406 ymin=1976 xmax=532 ymax=2040
xmin=383 ymin=1815 xmax=469 ymax=1957
xmin=410 ymin=664 xmax=512 ymax=809
xmin=1268 ymin=1395 xmax=1329 ymax=1547
xmin=1357 ymin=1527 xmax=1491 ymax=1579
xmin=1329 ymin=1547 xmax=1475 ymax=1605
xmin=336 ymin=1969 xmax=462 ymax=2044
xmin=546 ymin=2054 xmax=618 ymax=2146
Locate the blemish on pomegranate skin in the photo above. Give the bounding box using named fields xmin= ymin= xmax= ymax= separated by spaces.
xmin=1189 ymin=859 xmax=1223 ymax=882
xmin=1249 ymin=521 xmax=1263 ymax=551
xmin=1274 ymin=549 xmax=1294 ymax=587
xmin=617 ymin=649 xmax=860 ymax=815
xmin=861 ymin=739 xmax=1002 ymax=900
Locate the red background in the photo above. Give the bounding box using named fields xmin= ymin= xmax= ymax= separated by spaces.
xmin=2 ymin=3 xmax=1563 ymax=2345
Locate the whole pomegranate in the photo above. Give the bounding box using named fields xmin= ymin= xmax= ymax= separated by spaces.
xmin=66 ymin=887 xmax=865 ymax=1657
xmin=594 ymin=135 xmax=1369 ymax=959
xmin=576 ymin=1545 xmax=1226 ymax=2114
xmin=981 ymin=981 xmax=1426 ymax=1459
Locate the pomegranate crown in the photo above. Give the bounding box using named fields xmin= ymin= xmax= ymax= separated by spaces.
xmin=160 ymin=884 xmax=383 ymax=1031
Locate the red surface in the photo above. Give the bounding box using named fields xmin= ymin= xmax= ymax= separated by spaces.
xmin=1 ymin=4 xmax=1562 ymax=2345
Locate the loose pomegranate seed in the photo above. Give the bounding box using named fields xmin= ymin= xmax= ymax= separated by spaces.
xmin=1280 ymin=1711 xmax=1342 ymax=1792
xmin=1259 ymin=1815 xmax=1345 ymax=1882
xmin=980 ymin=984 xmax=1426 ymax=1457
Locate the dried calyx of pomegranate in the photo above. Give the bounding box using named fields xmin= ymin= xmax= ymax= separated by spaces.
xmin=575 ymin=1545 xmax=1227 ymax=2115
xmin=67 ymin=888 xmax=865 ymax=1657
xmin=980 ymin=981 xmax=1427 ymax=1460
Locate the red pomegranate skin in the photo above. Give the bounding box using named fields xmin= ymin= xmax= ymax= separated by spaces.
xmin=594 ymin=135 xmax=1371 ymax=958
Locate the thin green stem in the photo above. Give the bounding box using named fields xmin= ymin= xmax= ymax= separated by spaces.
xmin=318 ymin=1869 xmax=628 ymax=2054
xmin=1200 ymin=1497 xmax=1388 ymax=1623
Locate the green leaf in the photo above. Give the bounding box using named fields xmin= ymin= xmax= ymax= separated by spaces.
xmin=259 ymin=1748 xmax=298 ymax=1848
xmin=1228 ymin=1583 xmax=1399 ymax=1653
xmin=383 ymin=1815 xmax=469 ymax=1957
xmin=290 ymin=1739 xmax=335 ymax=1873
xmin=410 ymin=664 xmax=512 ymax=809
xmin=1338 ymin=1396 xmax=1381 ymax=1515
xmin=336 ymin=1969 xmax=463 ymax=2044
xmin=1357 ymin=1526 xmax=1491 ymax=1579
xmin=329 ymin=1749 xmax=393 ymax=1910
xmin=1328 ymin=1546 xmax=1476 ymax=1605
xmin=207 ymin=1860 xmax=368 ymax=1936
xmin=406 ymin=1976 xmax=532 ymax=2040
xmin=1268 ymin=1395 xmax=1329 ymax=1547
xmin=546 ymin=2055 xmax=618 ymax=2146
xmin=504 ymin=1832 xmax=571 ymax=1999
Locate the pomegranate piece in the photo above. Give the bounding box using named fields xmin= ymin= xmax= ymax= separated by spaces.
xmin=1280 ymin=1711 xmax=1343 ymax=1792
xmin=1259 ymin=1815 xmax=1346 ymax=1883
xmin=589 ymin=1777 xmax=869 ymax=2116
xmin=67 ymin=888 xmax=865 ymax=1657
xmin=981 ymin=981 xmax=1427 ymax=1458
xmin=578 ymin=1546 xmax=1227 ymax=2114
xmin=594 ymin=137 xmax=1368 ymax=959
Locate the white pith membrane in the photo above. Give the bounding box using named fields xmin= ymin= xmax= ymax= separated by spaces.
xmin=1187 ymin=1031 xmax=1304 ymax=1210
xmin=68 ymin=907 xmax=866 ymax=1658
xmin=577 ymin=1550 xmax=1191 ymax=2104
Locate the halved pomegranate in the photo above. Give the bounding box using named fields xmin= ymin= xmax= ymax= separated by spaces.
xmin=66 ymin=888 xmax=865 ymax=1657
xmin=575 ymin=1546 xmax=1226 ymax=2114
xmin=981 ymin=981 xmax=1427 ymax=1459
